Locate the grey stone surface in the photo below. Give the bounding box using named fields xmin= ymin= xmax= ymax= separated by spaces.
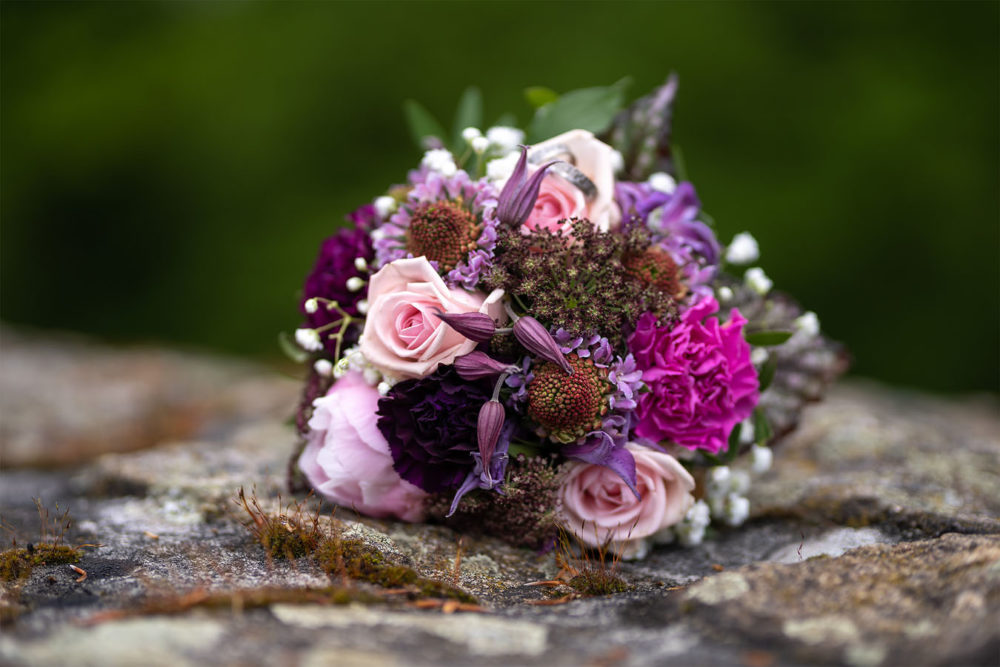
xmin=1 ymin=330 xmax=998 ymax=666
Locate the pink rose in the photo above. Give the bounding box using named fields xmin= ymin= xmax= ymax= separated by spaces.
xmin=522 ymin=129 xmax=622 ymax=236
xmin=298 ymin=371 xmax=427 ymax=521
xmin=360 ymin=257 xmax=505 ymax=380
xmin=559 ymin=443 xmax=695 ymax=550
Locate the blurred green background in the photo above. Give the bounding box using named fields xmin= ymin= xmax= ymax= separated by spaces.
xmin=2 ymin=1 xmax=997 ymax=393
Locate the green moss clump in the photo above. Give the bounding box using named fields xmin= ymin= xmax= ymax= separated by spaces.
xmin=568 ymin=569 xmax=630 ymax=596
xmin=1 ymin=544 xmax=81 ymax=582
xmin=314 ymin=537 xmax=476 ymax=604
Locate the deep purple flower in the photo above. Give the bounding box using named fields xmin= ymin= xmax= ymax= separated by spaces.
xmin=301 ymin=226 xmax=373 ymax=354
xmin=629 ymin=297 xmax=759 ymax=453
xmin=346 ymin=203 xmax=380 ymax=231
xmin=376 ymin=366 xmax=497 ymax=494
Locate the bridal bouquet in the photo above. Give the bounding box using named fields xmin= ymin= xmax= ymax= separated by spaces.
xmin=286 ymin=77 xmax=845 ymax=558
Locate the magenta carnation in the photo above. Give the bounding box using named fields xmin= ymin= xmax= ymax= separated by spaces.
xmin=628 ymin=297 xmax=758 ymax=453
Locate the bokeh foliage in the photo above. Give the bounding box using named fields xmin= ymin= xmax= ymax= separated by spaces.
xmin=2 ymin=1 xmax=997 ymax=392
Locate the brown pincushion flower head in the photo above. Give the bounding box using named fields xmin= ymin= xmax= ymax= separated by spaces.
xmin=527 ymin=354 xmax=610 ymax=444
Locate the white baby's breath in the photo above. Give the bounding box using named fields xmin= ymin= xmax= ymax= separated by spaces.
xmin=751 ymin=445 xmax=773 ymax=473
xmin=486 ymin=152 xmax=521 ymax=183
xmin=794 ymin=311 xmax=820 ymax=337
xmin=295 ymin=328 xmax=323 ymax=352
xmin=346 ymin=277 xmax=365 ymax=292
xmin=726 ymin=232 xmax=760 ymax=265
xmin=744 ymin=267 xmax=773 ymax=295
xmin=485 ymin=126 xmax=524 ymax=153
xmin=304 ymin=298 xmax=319 ymax=314
xmin=374 ymin=195 xmax=397 ymax=219
xmin=421 ymin=149 xmax=458 ymax=177
xmin=471 ymin=136 xmax=489 ymax=154
xmin=648 ymin=172 xmax=677 ymax=194
xmin=461 ymin=127 xmax=482 ymax=143
xmin=313 ymin=359 xmax=333 ymax=377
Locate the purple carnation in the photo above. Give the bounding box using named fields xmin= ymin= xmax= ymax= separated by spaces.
xmin=372 ymin=170 xmax=499 ymax=289
xmin=629 ymin=297 xmax=759 ymax=453
xmin=301 ymin=224 xmax=373 ymax=355
xmin=376 ymin=366 xmax=494 ymax=494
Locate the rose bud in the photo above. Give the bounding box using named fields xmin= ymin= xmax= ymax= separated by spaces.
xmin=434 ymin=310 xmax=496 ymax=343
xmin=513 ymin=316 xmax=573 ymax=374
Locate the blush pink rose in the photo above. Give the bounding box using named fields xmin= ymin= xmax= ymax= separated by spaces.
xmin=298 ymin=371 xmax=427 ymax=522
xmin=559 ymin=443 xmax=695 ymax=550
xmin=360 ymin=256 xmax=505 ymax=380
xmin=522 ymin=129 xmax=622 ymax=236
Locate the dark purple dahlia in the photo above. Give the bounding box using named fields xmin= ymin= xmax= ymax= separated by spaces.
xmin=376 ymin=366 xmax=492 ymax=494
xmin=300 ymin=222 xmax=373 ymax=355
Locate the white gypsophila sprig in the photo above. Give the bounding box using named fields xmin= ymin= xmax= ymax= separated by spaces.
xmin=485 ymin=126 xmax=524 ymax=153
xmin=726 ymin=232 xmax=760 ymax=265
xmin=313 ymin=359 xmax=333 ymax=377
xmin=374 ymin=196 xmax=397 ymax=219
xmin=461 ymin=127 xmax=482 ymax=143
xmin=674 ymin=500 xmax=711 ymax=546
xmin=744 ymin=267 xmax=773 ymax=295
xmin=295 ymin=328 xmax=323 ymax=352
xmin=647 ymin=171 xmax=677 ymax=194
xmin=421 ymin=149 xmax=458 ymax=177
xmin=794 ymin=311 xmax=821 ymax=337
xmin=485 ymin=152 xmax=521 ymax=183
xmin=751 ymin=445 xmax=773 ymax=473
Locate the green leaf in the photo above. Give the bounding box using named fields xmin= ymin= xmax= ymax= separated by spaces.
xmin=403 ymin=99 xmax=447 ymax=150
xmin=278 ymin=331 xmax=308 ymax=364
xmin=745 ymin=330 xmax=794 ymax=346
xmin=492 ymin=112 xmax=517 ymax=128
xmin=527 ymin=78 xmax=630 ymax=142
xmin=754 ymin=407 xmax=773 ymax=445
xmin=451 ymin=86 xmax=483 ymax=151
xmin=758 ymin=355 xmax=777 ymax=391
xmin=524 ymin=86 xmax=558 ymax=109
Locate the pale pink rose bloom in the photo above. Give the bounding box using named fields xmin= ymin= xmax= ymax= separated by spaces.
xmin=360 ymin=256 xmax=505 ymax=380
xmin=298 ymin=371 xmax=427 ymax=522
xmin=559 ymin=443 xmax=695 ymax=549
xmin=522 ymin=129 xmax=622 ymax=235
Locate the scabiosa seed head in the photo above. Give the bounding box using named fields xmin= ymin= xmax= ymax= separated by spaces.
xmin=623 ymin=246 xmax=687 ymax=301
xmin=405 ymin=200 xmax=482 ymax=272
xmin=526 ymin=354 xmax=610 ymax=443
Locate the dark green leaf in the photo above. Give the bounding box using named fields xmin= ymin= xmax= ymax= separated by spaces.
xmin=527 ymin=78 xmax=630 ymax=142
xmin=754 ymin=407 xmax=773 ymax=445
xmin=451 ymin=86 xmax=483 ymax=151
xmin=403 ymin=99 xmax=447 ymax=150
xmin=524 ymin=86 xmax=558 ymax=109
xmin=758 ymin=355 xmax=777 ymax=391
xmin=278 ymin=331 xmax=308 ymax=364
xmin=722 ymin=422 xmax=743 ymax=462
xmin=745 ymin=330 xmax=794 ymax=346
